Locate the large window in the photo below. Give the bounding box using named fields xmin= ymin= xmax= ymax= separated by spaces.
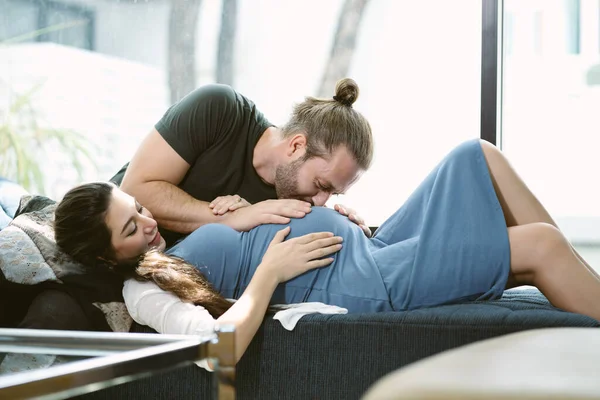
xmin=320 ymin=0 xmax=482 ymax=224
xmin=0 ymin=0 xmax=482 ymax=227
xmin=501 ymin=0 xmax=600 ymax=265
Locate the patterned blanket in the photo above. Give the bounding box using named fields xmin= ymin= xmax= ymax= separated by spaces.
xmin=0 ymin=195 xmax=132 ymax=332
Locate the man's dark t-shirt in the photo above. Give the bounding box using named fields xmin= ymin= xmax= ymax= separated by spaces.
xmin=110 ymin=84 xmax=277 ymax=246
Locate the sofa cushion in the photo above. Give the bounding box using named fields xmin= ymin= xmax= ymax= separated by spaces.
xmin=0 ymin=195 xmax=131 ymax=332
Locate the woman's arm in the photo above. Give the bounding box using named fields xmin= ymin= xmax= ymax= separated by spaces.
xmin=123 ymin=272 xmax=275 ymax=369
xmin=124 ymin=227 xmax=343 ymax=367
xmin=123 ymin=279 xmax=218 ymax=370
xmin=123 ymin=275 xmax=275 ymax=369
xmin=213 ymin=267 xmax=277 ymax=362
xmin=123 ymin=279 xmax=216 ymax=336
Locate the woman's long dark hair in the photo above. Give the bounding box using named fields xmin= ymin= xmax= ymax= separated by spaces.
xmin=54 ymin=182 xmax=232 ymax=318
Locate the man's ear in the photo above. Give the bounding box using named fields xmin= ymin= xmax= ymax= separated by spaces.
xmin=287 ymin=133 xmax=307 ymax=157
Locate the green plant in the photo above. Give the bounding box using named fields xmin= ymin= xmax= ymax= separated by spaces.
xmin=0 ymin=81 xmax=97 ymax=194
xmin=0 ymin=19 xmax=97 ymax=195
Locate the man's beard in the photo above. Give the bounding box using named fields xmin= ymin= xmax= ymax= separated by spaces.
xmin=274 ymin=158 xmax=303 ymax=200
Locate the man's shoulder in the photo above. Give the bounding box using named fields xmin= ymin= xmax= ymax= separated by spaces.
xmin=183 ymin=83 xmax=238 ymax=107
xmin=182 ymin=84 xmax=267 ymax=127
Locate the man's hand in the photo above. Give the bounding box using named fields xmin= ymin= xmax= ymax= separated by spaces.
xmin=222 ymin=199 xmax=312 ymax=231
xmin=334 ymin=204 xmax=372 ymax=237
xmin=209 ymin=195 xmax=251 ymax=215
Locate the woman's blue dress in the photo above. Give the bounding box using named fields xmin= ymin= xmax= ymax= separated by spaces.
xmin=168 ymin=139 xmax=510 ymax=313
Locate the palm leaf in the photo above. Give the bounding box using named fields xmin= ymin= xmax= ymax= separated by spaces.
xmin=1 ymin=15 xmax=99 ymax=194
xmin=0 ymin=19 xmax=90 ymax=46
xmin=0 ymin=122 xmax=39 ymax=190
xmin=38 ymin=127 xmax=98 ymax=180
xmin=0 ymin=84 xmax=98 ymax=194
xmin=0 ymin=126 xmax=10 ymax=153
xmin=8 ymin=82 xmax=45 ymax=115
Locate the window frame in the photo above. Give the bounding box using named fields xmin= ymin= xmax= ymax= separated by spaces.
xmin=481 ymin=0 xmax=503 ymax=147
xmin=7 ymin=0 xmax=96 ymax=50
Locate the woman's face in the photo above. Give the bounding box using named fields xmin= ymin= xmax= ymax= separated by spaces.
xmin=104 ymin=188 xmax=166 ymax=262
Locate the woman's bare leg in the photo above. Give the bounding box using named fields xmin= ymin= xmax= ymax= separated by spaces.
xmin=508 ymin=223 xmax=600 ymax=320
xmin=479 ymin=140 xmax=600 ymax=280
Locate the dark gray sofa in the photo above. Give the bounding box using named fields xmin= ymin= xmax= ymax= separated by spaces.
xmin=75 ymin=289 xmax=600 ymax=400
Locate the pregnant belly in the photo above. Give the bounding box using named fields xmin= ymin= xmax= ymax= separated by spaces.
xmin=283 ymin=206 xmax=362 ymax=237
xmin=245 ymin=207 xmax=362 ymax=251
xmin=240 ymin=207 xmax=388 ymax=309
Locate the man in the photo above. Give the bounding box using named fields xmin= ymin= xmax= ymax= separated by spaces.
xmin=111 ymin=79 xmax=374 ymax=247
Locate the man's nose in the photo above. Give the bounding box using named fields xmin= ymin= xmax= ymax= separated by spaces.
xmin=311 ymin=192 xmax=331 ymax=206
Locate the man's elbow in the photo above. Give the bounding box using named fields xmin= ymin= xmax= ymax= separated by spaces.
xmin=120 ymin=176 xmax=154 ymax=197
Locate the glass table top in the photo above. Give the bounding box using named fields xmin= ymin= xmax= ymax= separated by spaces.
xmin=0 ymin=327 xmax=235 ymax=400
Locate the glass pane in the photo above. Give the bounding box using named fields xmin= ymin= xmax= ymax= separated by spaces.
xmin=0 ymin=329 xmax=220 ymax=399
xmin=44 ymin=5 xmax=93 ymax=50
xmin=237 ymin=0 xmax=482 ymax=224
xmin=0 ymin=0 xmax=481 ymax=227
xmin=0 ymin=353 xmax=91 ymax=376
xmin=502 ymin=0 xmax=600 ymax=270
xmin=240 ymin=0 xmax=483 ymax=225
xmin=0 ymin=0 xmax=38 ymax=42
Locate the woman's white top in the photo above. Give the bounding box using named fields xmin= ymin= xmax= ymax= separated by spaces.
xmin=123 ymin=279 xmax=348 ymax=371
xmin=123 ymin=279 xmax=216 ymax=370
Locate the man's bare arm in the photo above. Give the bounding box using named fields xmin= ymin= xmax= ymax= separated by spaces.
xmin=119 ymin=129 xmax=312 ymax=235
xmin=133 ymin=181 xmax=223 ymax=233
xmin=120 ymin=129 xmax=221 ymax=233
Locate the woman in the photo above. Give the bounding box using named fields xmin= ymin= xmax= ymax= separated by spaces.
xmin=54 ymin=139 xmax=600 ymax=368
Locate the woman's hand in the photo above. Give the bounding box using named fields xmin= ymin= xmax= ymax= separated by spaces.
xmin=209 ymin=194 xmax=251 ymax=215
xmin=222 ymin=199 xmax=312 ymax=231
xmin=259 ymin=226 xmax=343 ymax=283
xmin=213 ymin=226 xmax=340 ymax=368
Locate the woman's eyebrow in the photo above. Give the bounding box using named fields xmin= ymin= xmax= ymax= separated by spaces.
xmin=120 ymin=198 xmax=138 ymax=235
